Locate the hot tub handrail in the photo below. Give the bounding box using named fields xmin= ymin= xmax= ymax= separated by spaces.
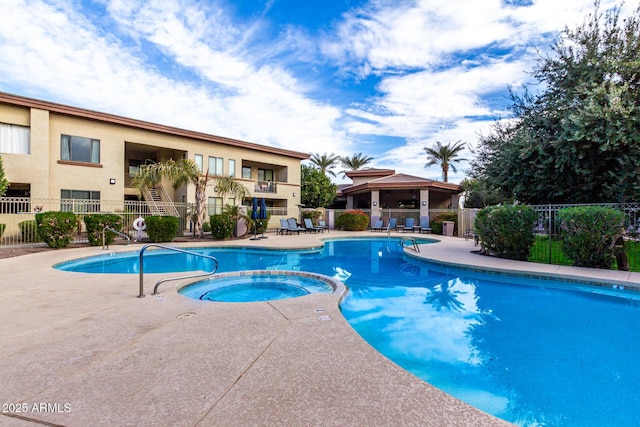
xmin=102 ymin=226 xmax=131 ymax=250
xmin=137 ymin=244 xmax=219 ymax=298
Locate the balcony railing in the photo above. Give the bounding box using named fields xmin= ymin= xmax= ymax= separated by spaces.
xmin=254 ymin=181 xmax=277 ymax=193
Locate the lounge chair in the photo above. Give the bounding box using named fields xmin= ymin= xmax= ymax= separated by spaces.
xmin=402 ymin=217 xmax=415 ymax=232
xmin=304 ymin=218 xmax=324 ymax=233
xmin=287 ymin=218 xmax=305 ymax=234
xmin=419 ymin=216 xmax=432 ymax=234
xmin=278 ymin=219 xmax=291 ymax=235
xmin=371 ymin=219 xmax=384 ymax=231
xmin=387 ymin=218 xmax=397 ymax=232
xmin=318 ymin=220 xmax=329 ymax=232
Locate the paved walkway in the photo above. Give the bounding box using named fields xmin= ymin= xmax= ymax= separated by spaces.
xmin=1 ymin=231 xmax=636 ymax=426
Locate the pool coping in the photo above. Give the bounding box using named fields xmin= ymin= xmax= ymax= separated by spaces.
xmin=5 ymin=231 xmax=635 ymax=426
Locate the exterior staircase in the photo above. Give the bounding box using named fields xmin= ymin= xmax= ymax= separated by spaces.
xmin=142 ymin=186 xmax=179 ymax=217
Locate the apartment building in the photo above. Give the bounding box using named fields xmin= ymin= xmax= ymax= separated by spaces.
xmin=0 ymin=92 xmax=309 ymax=221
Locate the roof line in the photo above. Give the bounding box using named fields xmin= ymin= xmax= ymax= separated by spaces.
xmin=0 ymin=92 xmax=310 ymax=160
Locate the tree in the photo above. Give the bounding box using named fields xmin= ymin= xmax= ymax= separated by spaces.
xmin=423 ymin=140 xmax=467 ymax=182
xmin=340 ymin=152 xmax=374 ymax=175
xmin=309 ymin=152 xmax=341 ymax=177
xmin=0 ymin=156 xmax=8 ymax=197
xmin=213 ymin=175 xmax=248 ymax=205
xmin=472 ymin=2 xmax=640 ymax=203
xmin=460 ymin=177 xmax=509 ymax=208
xmin=301 ymin=165 xmax=337 ymax=208
xmin=131 ymin=159 xmax=211 ymax=238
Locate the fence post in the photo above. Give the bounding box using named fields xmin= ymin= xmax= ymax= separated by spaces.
xmin=548 ymin=204 xmax=553 ymax=264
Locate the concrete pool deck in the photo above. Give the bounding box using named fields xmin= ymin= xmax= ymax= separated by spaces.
xmin=1 ymin=231 xmax=638 ymax=426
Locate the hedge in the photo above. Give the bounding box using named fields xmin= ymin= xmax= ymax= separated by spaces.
xmin=145 ymin=216 xmax=179 ymax=243
xmin=474 ymin=205 xmax=537 ymax=261
xmin=35 ymin=211 xmax=77 ymax=248
xmin=557 ymin=206 xmax=625 ymax=269
xmin=210 ymin=213 xmax=236 ymax=240
xmin=430 ymin=212 xmax=458 ymax=235
xmin=84 ymin=214 xmax=124 ymax=246
xmin=335 ymin=210 xmax=369 ymax=231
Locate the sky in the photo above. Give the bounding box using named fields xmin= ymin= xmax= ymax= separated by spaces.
xmin=0 ymin=0 xmax=633 ymax=184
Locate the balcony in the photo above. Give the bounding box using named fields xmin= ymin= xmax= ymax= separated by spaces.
xmin=254 ymin=181 xmax=277 ymax=193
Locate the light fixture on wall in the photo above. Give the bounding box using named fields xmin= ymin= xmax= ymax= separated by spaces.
xmin=293 ymin=192 xmax=296 ymax=197
xmin=421 ymin=201 xmax=427 ymax=206
xmin=373 ymin=201 xmax=378 ymax=206
xmin=109 ymin=178 xmax=116 ymax=185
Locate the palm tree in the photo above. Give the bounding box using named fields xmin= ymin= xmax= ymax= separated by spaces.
xmin=340 ymin=152 xmax=374 ymax=175
xmin=214 ymin=175 xmax=249 ymax=205
xmin=309 ymin=152 xmax=341 ymax=177
xmin=131 ymin=158 xmax=210 ymax=238
xmin=423 ymin=140 xmax=467 ymax=182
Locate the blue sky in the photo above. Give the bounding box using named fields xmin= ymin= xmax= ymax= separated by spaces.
xmin=0 ymin=0 xmax=631 ymax=183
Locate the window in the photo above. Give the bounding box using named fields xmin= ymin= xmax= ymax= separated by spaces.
xmin=208 ymin=197 xmax=222 ymax=216
xmin=258 ymin=168 xmax=274 ymax=182
xmin=208 ymin=156 xmax=223 ymax=176
xmin=228 ymin=159 xmax=236 ymax=177
xmin=60 ymin=189 xmax=101 ymax=212
xmin=0 ymin=123 xmax=30 ymax=154
xmin=194 ymin=154 xmax=203 ymax=172
xmin=60 ymin=135 xmax=100 ymax=164
xmin=242 ymin=166 xmax=252 ymax=179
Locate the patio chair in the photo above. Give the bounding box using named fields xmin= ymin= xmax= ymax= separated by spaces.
xmin=318 ymin=220 xmax=329 ymax=232
xmin=304 ymin=218 xmax=324 ymax=233
xmin=387 ymin=218 xmax=397 ymax=232
xmin=278 ymin=219 xmax=291 ymax=235
xmin=419 ymin=216 xmax=432 ymax=234
xmin=371 ymin=219 xmax=384 ymax=231
xmin=402 ymin=217 xmax=415 ymax=232
xmin=287 ymin=218 xmax=305 ymax=234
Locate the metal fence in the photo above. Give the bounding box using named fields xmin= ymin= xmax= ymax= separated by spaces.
xmin=0 ymin=197 xmax=191 ymax=246
xmin=529 ymin=203 xmax=639 ymax=270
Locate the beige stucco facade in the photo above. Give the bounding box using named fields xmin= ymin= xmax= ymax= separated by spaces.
xmin=0 ymin=93 xmax=308 ymax=220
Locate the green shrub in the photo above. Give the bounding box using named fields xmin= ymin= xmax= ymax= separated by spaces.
xmin=430 ymin=212 xmax=458 ymax=235
xmin=145 ymin=216 xmax=179 ymax=243
xmin=202 ymin=221 xmax=211 ymax=233
xmin=0 ymin=223 xmax=5 ymax=238
xmin=210 ymin=213 xmax=236 ymax=240
xmin=35 ymin=212 xmax=77 ymax=248
xmin=475 ymin=205 xmax=537 ymax=260
xmin=335 ymin=210 xmax=369 ymax=231
xmin=247 ymin=211 xmax=271 ymax=235
xmin=19 ymin=220 xmax=40 ymax=243
xmin=84 ymin=214 xmax=124 ymax=246
xmin=557 ymin=206 xmax=625 ymax=269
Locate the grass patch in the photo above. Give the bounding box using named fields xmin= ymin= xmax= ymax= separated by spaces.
xmin=528 ymin=235 xmax=640 ymax=272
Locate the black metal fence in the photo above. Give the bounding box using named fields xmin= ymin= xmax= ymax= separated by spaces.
xmin=529 ymin=203 xmax=640 ymax=271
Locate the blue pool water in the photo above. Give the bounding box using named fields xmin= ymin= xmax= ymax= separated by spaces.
xmin=56 ymin=238 xmax=640 ymax=426
xmin=179 ymin=273 xmax=334 ymax=302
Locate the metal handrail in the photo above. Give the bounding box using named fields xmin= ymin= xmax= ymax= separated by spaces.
xmin=102 ymin=226 xmax=131 ymax=250
xmin=137 ymin=244 xmax=219 ymax=298
xmin=400 ymin=237 xmax=420 ymax=253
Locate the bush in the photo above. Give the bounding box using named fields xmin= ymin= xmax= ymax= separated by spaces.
xmin=19 ymin=220 xmax=40 ymax=243
xmin=0 ymin=223 xmax=5 ymax=238
xmin=202 ymin=221 xmax=211 ymax=233
xmin=84 ymin=214 xmax=124 ymax=246
xmin=557 ymin=206 xmax=625 ymax=269
xmin=145 ymin=216 xmax=179 ymax=243
xmin=475 ymin=205 xmax=537 ymax=260
xmin=430 ymin=212 xmax=458 ymax=235
xmin=247 ymin=211 xmax=271 ymax=235
xmin=35 ymin=212 xmax=77 ymax=248
xmin=210 ymin=213 xmax=236 ymax=240
xmin=335 ymin=210 xmax=369 ymax=231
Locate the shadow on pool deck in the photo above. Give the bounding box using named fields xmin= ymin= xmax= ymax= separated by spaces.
xmin=2 ymin=231 xmax=637 ymax=426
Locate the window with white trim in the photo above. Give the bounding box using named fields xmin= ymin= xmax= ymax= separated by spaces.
xmin=61 ymin=189 xmax=101 ymax=212
xmin=208 ymin=197 xmax=222 ymax=216
xmin=194 ymin=154 xmax=203 ymax=172
xmin=208 ymin=156 xmax=223 ymax=176
xmin=228 ymin=159 xmax=236 ymax=177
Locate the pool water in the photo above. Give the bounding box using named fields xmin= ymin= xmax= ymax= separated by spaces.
xmin=56 ymin=238 xmax=640 ymax=426
xmin=179 ymin=273 xmax=334 ymax=302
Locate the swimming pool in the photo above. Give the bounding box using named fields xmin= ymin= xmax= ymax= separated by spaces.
xmin=56 ymin=238 xmax=640 ymax=426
